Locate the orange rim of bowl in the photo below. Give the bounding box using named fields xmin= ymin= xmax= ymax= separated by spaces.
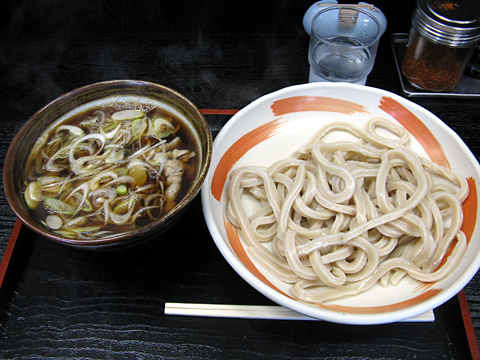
xmin=211 ymin=91 xmax=477 ymax=314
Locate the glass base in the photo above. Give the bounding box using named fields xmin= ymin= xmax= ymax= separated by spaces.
xmin=309 ymin=66 xmax=367 ymax=85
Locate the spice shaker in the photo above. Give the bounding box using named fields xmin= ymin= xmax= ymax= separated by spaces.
xmin=401 ymin=0 xmax=480 ymax=92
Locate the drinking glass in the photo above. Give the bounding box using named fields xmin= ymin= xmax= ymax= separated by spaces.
xmin=308 ymin=6 xmax=382 ymax=85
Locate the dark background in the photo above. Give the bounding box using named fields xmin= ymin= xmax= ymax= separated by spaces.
xmin=0 ymin=0 xmax=415 ymax=35
xmin=0 ymin=0 xmax=419 ymax=118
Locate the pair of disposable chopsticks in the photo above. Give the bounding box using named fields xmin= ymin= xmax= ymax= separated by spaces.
xmin=164 ymin=303 xmax=435 ymax=322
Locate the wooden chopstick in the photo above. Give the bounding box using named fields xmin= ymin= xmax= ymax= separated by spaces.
xmin=164 ymin=303 xmax=435 ymax=322
xmin=316 ymin=4 xmax=378 ymax=11
xmin=314 ymin=4 xmax=379 ymax=28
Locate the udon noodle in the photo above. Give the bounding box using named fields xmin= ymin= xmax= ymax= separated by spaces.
xmin=226 ymin=118 xmax=469 ymax=303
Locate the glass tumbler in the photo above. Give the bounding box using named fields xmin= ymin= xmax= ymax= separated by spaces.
xmin=308 ymin=6 xmax=382 ymax=85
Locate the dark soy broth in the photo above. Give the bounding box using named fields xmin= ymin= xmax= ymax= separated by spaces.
xmin=24 ymin=102 xmax=200 ymax=238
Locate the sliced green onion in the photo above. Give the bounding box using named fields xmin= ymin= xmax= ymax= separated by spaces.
xmin=68 ymin=134 xmax=106 ymax=164
xmin=152 ymin=117 xmax=174 ymax=138
xmin=38 ymin=176 xmax=72 ymax=194
xmin=46 ymin=215 xmax=63 ymax=229
xmin=35 ymin=154 xmax=46 ymax=174
xmin=65 ymin=182 xmax=90 ymax=216
xmin=25 ymin=181 xmax=41 ymax=210
xmin=89 ymin=170 xmax=118 ymax=190
xmin=45 ymin=146 xmax=72 ymax=172
xmin=116 ymin=184 xmax=128 ymax=195
xmin=101 ymin=122 xmax=121 ymax=139
xmin=108 ymin=148 xmax=127 ymax=164
xmin=102 ymin=120 xmax=119 ymax=132
xmin=132 ymin=118 xmax=148 ymax=137
xmin=81 ymin=199 xmax=93 ymax=212
xmin=44 ymin=198 xmax=76 ymax=215
xmin=115 ymin=167 xmax=127 ymax=176
xmin=113 ymin=199 xmax=130 ymax=214
xmin=108 ymin=197 xmax=136 ymax=224
xmin=111 ymin=109 xmax=144 ymax=121
xmin=69 ymin=226 xmax=103 ymax=234
xmin=52 ymin=229 xmax=77 ymax=239
xmin=55 ymin=125 xmax=84 ymax=137
xmin=70 ymin=155 xmax=105 ymax=175
xmin=37 ymin=176 xmax=65 ymax=186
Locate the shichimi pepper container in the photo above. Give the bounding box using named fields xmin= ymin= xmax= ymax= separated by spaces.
xmin=401 ymin=0 xmax=480 ymax=92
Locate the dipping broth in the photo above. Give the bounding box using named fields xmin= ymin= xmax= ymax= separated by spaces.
xmin=23 ymin=103 xmax=199 ymax=239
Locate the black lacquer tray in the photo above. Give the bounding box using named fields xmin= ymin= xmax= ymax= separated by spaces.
xmin=0 ymin=113 xmax=478 ymax=360
xmin=391 ymin=33 xmax=480 ymax=99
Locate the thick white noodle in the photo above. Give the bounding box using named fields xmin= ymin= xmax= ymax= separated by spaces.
xmin=226 ymin=118 xmax=469 ymax=303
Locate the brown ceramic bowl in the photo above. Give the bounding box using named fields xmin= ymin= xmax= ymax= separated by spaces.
xmin=3 ymin=80 xmax=212 ymax=249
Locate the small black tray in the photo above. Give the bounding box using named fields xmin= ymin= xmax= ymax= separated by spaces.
xmin=390 ymin=33 xmax=480 ymax=99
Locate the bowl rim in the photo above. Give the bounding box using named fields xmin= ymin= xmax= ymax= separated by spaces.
xmin=4 ymin=79 xmax=212 ymax=248
xmin=201 ymin=81 xmax=480 ymax=324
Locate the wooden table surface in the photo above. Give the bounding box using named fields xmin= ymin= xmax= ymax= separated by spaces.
xmin=0 ymin=0 xmax=479 ymax=358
